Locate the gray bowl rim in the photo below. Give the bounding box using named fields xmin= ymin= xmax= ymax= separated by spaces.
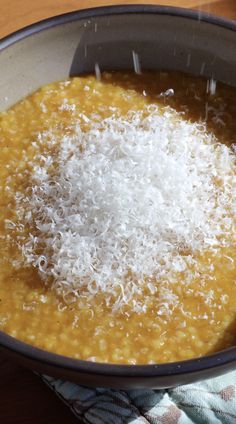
xmin=0 ymin=4 xmax=236 ymax=378
xmin=1 ymin=4 xmax=236 ymax=50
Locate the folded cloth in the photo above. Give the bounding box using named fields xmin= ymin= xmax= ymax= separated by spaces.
xmin=42 ymin=371 xmax=236 ymax=423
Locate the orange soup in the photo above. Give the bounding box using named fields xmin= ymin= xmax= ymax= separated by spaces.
xmin=0 ymin=71 xmax=235 ymax=364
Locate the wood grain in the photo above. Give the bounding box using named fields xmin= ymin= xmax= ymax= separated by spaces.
xmin=0 ymin=353 xmax=78 ymax=423
xmin=0 ymin=1 xmax=235 ymax=423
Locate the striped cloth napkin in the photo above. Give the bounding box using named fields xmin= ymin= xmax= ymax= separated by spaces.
xmin=42 ymin=370 xmax=236 ymax=423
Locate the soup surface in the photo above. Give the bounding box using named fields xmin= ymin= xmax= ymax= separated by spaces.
xmin=0 ymin=71 xmax=235 ymax=364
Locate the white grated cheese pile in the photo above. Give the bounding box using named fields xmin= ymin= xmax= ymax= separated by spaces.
xmin=18 ymin=106 xmax=235 ymax=310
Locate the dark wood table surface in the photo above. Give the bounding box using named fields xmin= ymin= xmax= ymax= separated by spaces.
xmin=0 ymin=0 xmax=235 ymax=422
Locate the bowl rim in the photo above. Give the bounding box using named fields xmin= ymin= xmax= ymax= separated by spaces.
xmin=0 ymin=4 xmax=236 ymax=378
xmin=1 ymin=330 xmax=236 ymax=377
xmin=0 ymin=4 xmax=236 ymax=49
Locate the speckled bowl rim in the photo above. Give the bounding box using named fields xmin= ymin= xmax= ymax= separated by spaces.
xmin=0 ymin=4 xmax=236 ymax=380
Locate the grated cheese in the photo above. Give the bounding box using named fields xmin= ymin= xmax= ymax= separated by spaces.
xmin=17 ymin=106 xmax=235 ymax=310
xmin=132 ymin=51 xmax=142 ymax=75
xmin=95 ymin=63 xmax=101 ymax=81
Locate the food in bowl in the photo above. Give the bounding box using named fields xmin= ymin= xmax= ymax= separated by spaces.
xmin=0 ymin=70 xmax=235 ymax=365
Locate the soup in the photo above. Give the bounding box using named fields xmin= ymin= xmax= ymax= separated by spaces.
xmin=0 ymin=71 xmax=235 ymax=364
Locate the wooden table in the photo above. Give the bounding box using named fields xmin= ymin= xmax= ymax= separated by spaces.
xmin=0 ymin=1 xmax=235 ymax=423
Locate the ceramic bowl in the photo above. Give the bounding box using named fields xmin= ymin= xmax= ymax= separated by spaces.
xmin=0 ymin=5 xmax=235 ymax=388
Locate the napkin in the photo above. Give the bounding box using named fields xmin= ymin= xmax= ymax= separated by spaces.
xmin=42 ymin=370 xmax=236 ymax=423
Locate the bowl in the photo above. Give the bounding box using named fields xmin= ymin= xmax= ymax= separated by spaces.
xmin=0 ymin=5 xmax=235 ymax=389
